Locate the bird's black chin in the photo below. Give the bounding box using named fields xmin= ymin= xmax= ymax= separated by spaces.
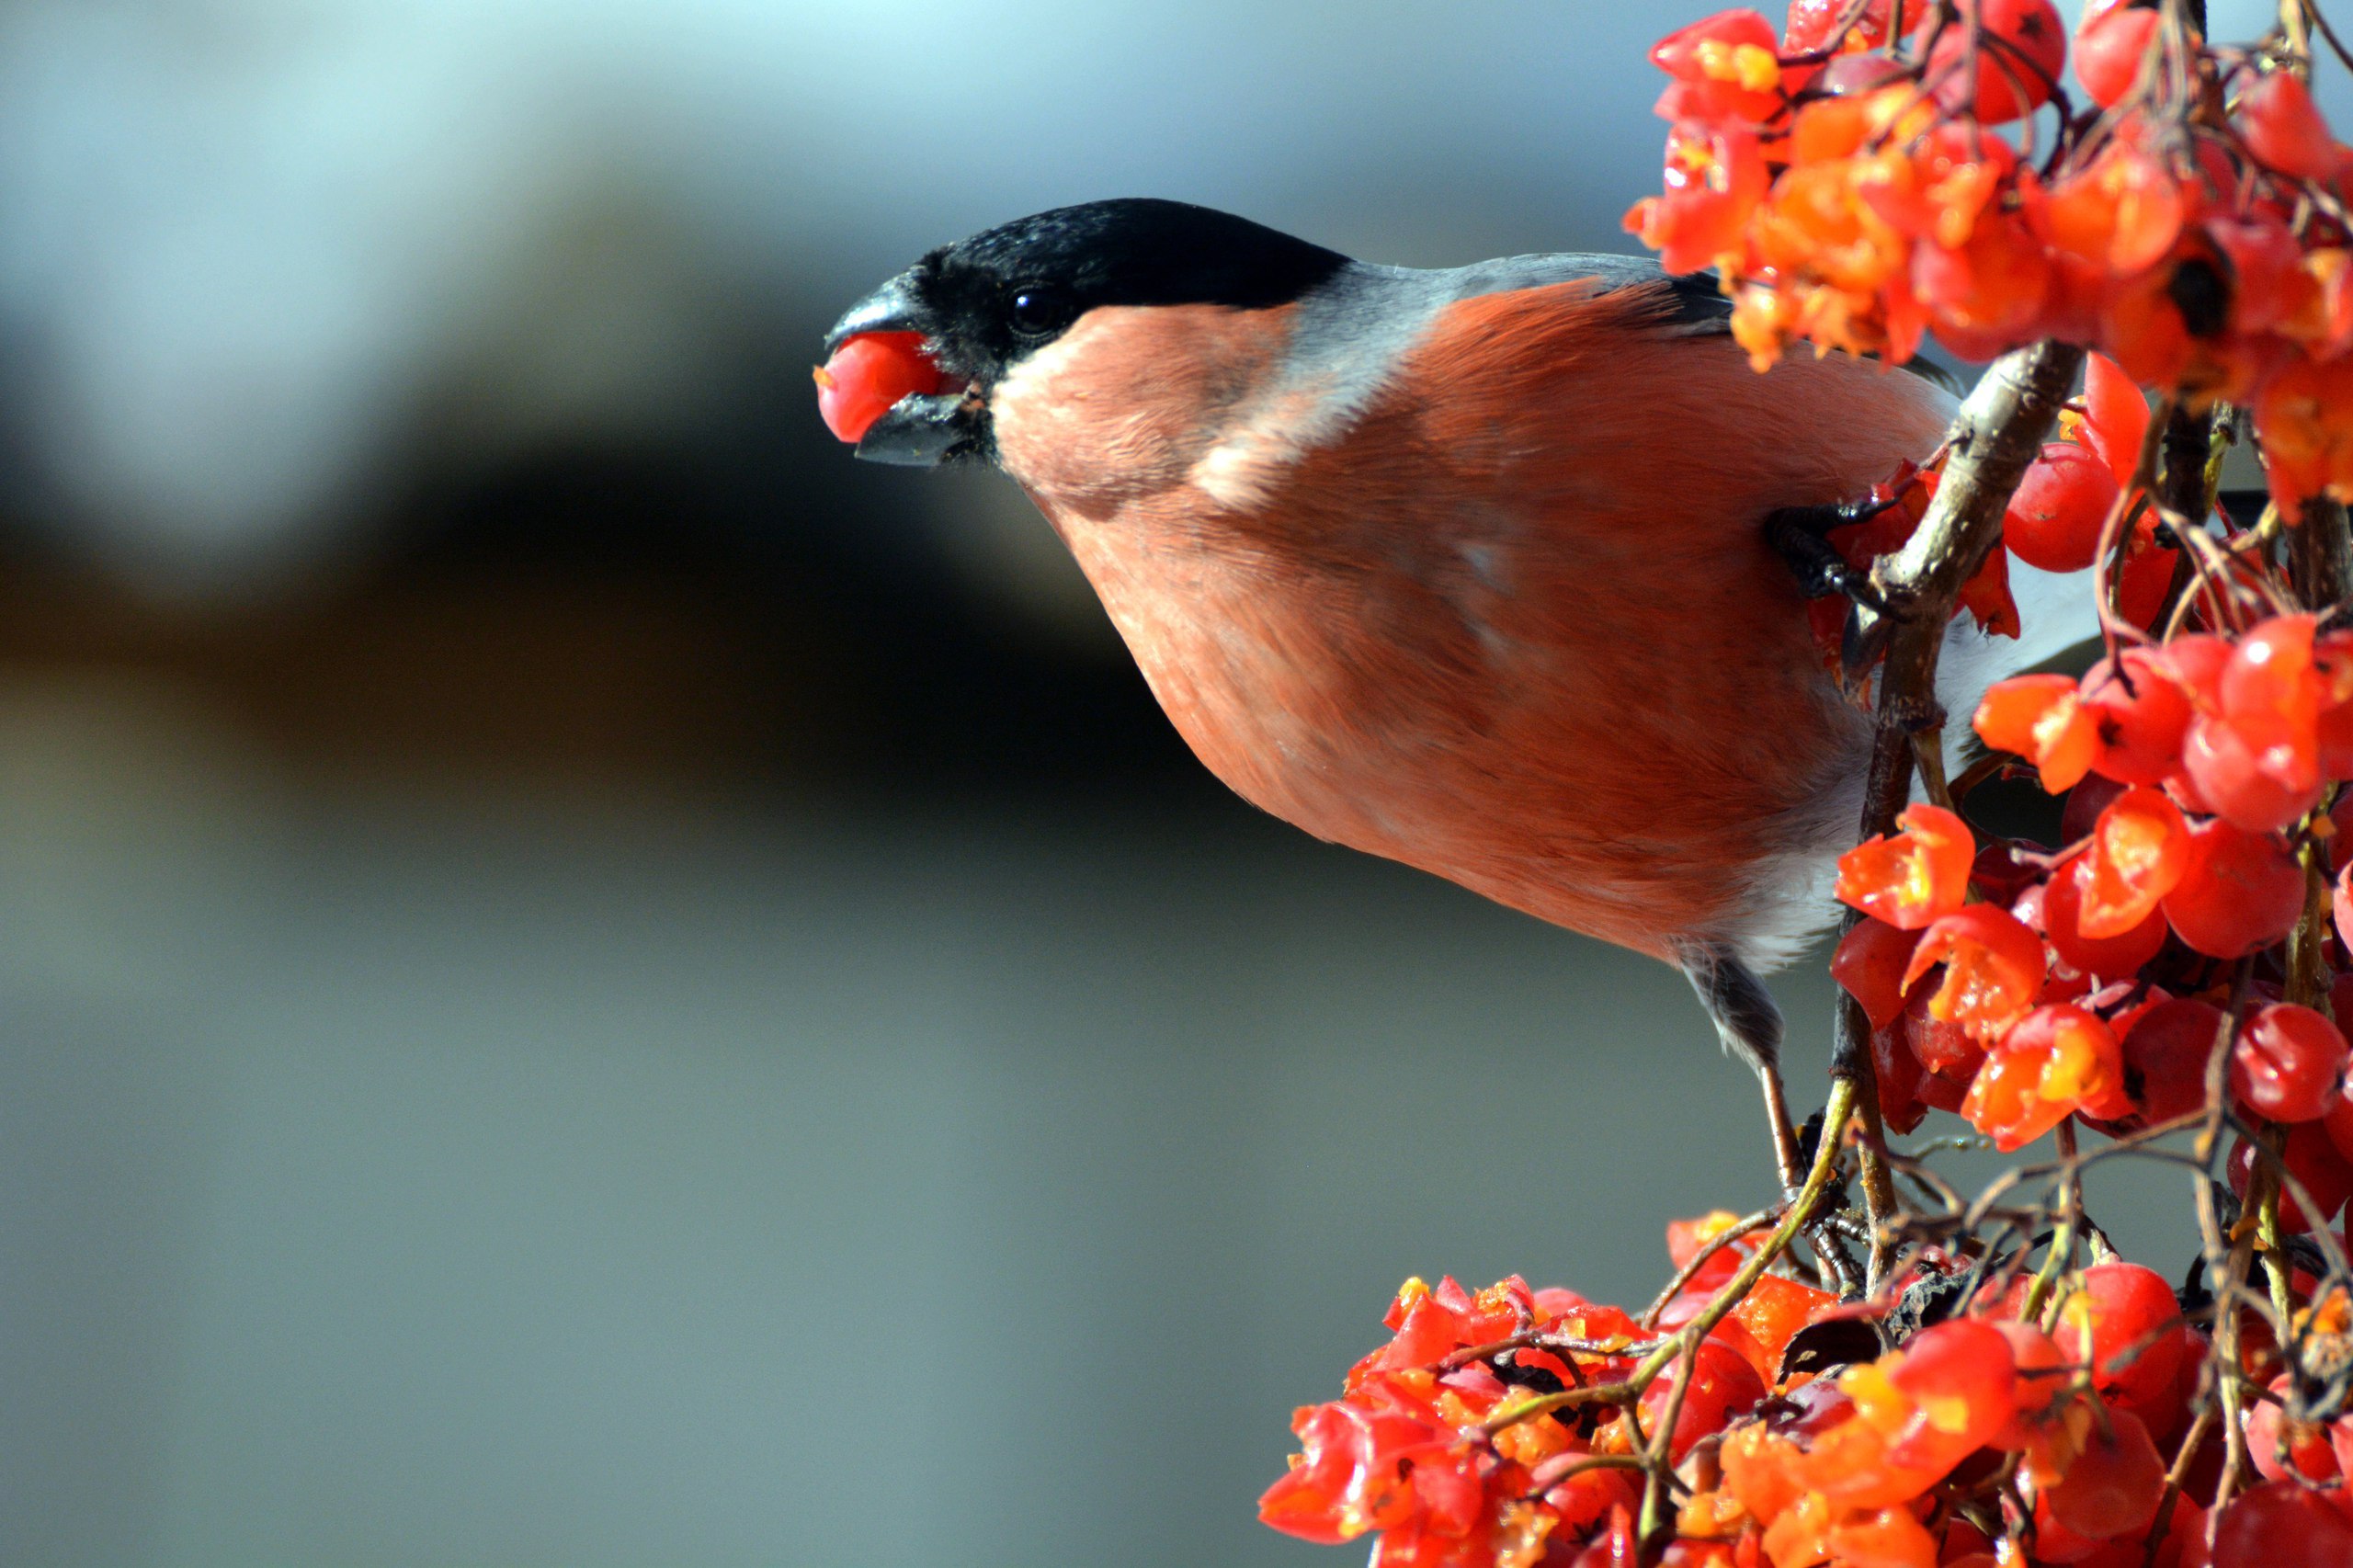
xmin=853 ymin=391 xmax=988 ymax=467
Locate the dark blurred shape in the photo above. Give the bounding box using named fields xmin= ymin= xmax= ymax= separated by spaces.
xmin=0 ymin=424 xmax=1197 ymax=795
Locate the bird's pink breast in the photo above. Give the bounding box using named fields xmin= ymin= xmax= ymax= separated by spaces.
xmin=995 ymin=284 xmax=1951 ymax=962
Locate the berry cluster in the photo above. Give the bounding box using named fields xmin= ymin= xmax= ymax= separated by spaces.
xmin=1260 ymin=1233 xmax=2353 ymax=1565
xmin=1265 ymin=7 xmax=2353 ymax=1566
xmin=1626 ymin=0 xmax=2353 ymax=512
xmin=1801 ymin=350 xmax=2175 ymax=676
xmin=1826 ymin=574 xmax=2353 ymax=1151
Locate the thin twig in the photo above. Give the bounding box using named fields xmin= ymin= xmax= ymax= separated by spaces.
xmin=1637 ymin=1210 xmax=1777 ymax=1330
xmin=1839 ymin=339 xmax=2088 ymax=1287
xmin=1483 ymin=1078 xmax=1861 ymax=1437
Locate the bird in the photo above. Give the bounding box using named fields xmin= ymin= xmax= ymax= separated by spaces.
xmin=816 ymin=197 xmax=2087 ymax=1178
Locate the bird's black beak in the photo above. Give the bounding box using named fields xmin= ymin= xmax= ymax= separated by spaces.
xmin=824 ymin=271 xmax=926 ymax=355
xmin=823 ymin=271 xmax=985 ymax=468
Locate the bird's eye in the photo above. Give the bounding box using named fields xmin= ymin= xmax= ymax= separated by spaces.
xmin=1007 ymin=283 xmax=1074 ymax=337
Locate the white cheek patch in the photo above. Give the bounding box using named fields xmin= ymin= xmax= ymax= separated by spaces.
xmin=1186 ymin=374 xmax=1351 ymax=510
xmin=995 ymin=301 xmax=1388 ymax=515
xmin=1190 ymin=426 xmax=1293 ymax=510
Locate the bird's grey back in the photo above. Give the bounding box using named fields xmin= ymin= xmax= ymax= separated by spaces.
xmin=1267 ymin=254 xmax=1730 ymax=450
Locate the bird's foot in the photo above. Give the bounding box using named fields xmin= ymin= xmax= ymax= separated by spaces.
xmin=1789 ymin=1105 xmax=1866 ymax=1296
xmin=1764 ymin=499 xmax=1897 ymax=614
xmin=1675 ymin=942 xmax=1806 ymax=1191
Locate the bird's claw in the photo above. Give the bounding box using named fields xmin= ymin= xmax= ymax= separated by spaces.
xmin=1840 ymin=602 xmax=1895 ymax=689
xmin=1765 ymin=503 xmax=1893 ymax=616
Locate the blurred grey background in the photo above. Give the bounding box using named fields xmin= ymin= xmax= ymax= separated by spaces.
xmin=0 ymin=2 xmax=2301 ymax=1564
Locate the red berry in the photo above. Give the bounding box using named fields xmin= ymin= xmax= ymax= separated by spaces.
xmin=1833 ymin=917 xmax=1924 ymax=1028
xmin=2075 ymin=5 xmax=2160 ymax=110
xmin=2038 ymin=138 xmax=2187 ymax=277
xmin=2082 ymin=350 xmax=2153 ymax=488
xmin=2061 ymin=773 xmax=2130 ymax=846
xmin=2161 ymin=818 xmax=2306 ymax=959
xmin=2153 ymin=632 xmax=2231 ymax=710
xmin=2338 ymin=860 xmax=2353 ymax=952
xmin=813 ymin=332 xmax=948 ymax=445
xmin=2210 ymin=211 xmax=2309 ymax=335
xmin=2107 ymin=997 xmax=2227 ymax=1129
xmin=1836 ymin=803 xmax=1977 ymax=930
xmin=2313 ymin=631 xmax=2353 ymax=759
xmin=1824 ymin=1509 xmax=1941 ymax=1568
xmin=2229 ymin=1124 xmax=2353 ymax=1232
xmin=1973 ymin=841 xmax=2050 ymax=907
xmin=1897 ymin=976 xmax=1987 ymax=1081
xmin=2321 ymin=700 xmax=2353 ymax=786
xmin=1813 ymin=50 xmax=1911 ymax=97
xmin=1665 ymin=1211 xmax=1754 ymax=1292
xmin=2239 ymin=71 xmax=2343 ymax=183
xmin=2043 ymin=854 xmax=2167 ymax=979
xmin=2233 ymin=1004 xmax=2348 ymax=1123
xmin=1885 ymin=1318 xmax=2019 ymax=1454
xmin=1870 ymin=1005 xmax=1933 ymax=1136
xmin=1976 ymin=675 xmax=2099 ymax=792
xmin=1926 ymin=0 xmax=2067 ymax=125
xmin=2324 ymin=1053 xmax=2353 ymax=1165
xmin=1651 ymin=10 xmax=1786 ymax=124
xmin=2115 ymin=533 xmax=2180 ymax=631
xmin=2080 ymin=650 xmax=2192 ymax=786
xmin=1637 ymin=1338 xmax=1766 ymax=1464
xmin=2211 ymin=1478 xmax=2353 ymax=1567
xmin=1986 ymin=1320 xmax=2072 ymax=1445
xmin=1963 ymin=1004 xmax=2124 ymax=1149
xmin=2182 ymin=711 xmax=2325 ymax=834
xmin=2223 ymin=615 xmax=2325 ymax=730
xmin=1630 ymin=122 xmax=1771 ymax=275
xmin=2025 ymin=1490 xmax=2128 ymax=1563
xmin=2046 ymin=1406 xmax=2165 ymax=1540
xmin=2247 ymin=1373 xmax=2344 ymax=1483
xmin=1722 ymin=1273 xmax=1837 ymax=1384
xmin=2059 ymin=1261 xmax=2188 ymax=1420
xmin=2079 ymin=785 xmax=2191 ymax=936
xmin=2183 ymin=622 xmax=2325 ymax=834
xmin=2006 ymin=443 xmax=2121 ymax=572
xmin=1917 ymin=208 xmax=2057 ymax=361
xmin=1904 ymin=904 xmax=2048 ymax=1040
xmin=1782 ymin=0 xmax=1894 ymax=51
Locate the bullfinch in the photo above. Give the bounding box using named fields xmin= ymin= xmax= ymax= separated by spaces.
xmin=816 ymin=198 xmax=2086 ymax=1164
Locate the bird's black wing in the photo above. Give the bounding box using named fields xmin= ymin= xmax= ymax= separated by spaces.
xmin=1450 ymin=253 xmax=1959 ymax=390
xmin=1448 ymin=252 xmax=1732 ymax=334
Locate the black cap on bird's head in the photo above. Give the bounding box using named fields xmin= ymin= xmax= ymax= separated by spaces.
xmin=824 ymin=199 xmax=1349 ymax=466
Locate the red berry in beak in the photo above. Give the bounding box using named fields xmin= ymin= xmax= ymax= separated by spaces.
xmin=813 ymin=331 xmax=949 ymax=444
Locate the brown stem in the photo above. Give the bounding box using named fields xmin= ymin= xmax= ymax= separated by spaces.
xmin=1636 ymin=1210 xmax=1777 ymax=1330
xmin=2288 ymin=841 xmax=2333 ymax=1013
xmin=2155 ymin=403 xmax=2214 ymax=528
xmin=1829 ymin=981 xmax=1893 ymax=1287
xmin=2023 ymin=1120 xmax=2084 ymax=1324
xmin=2294 ymin=495 xmax=2353 ymax=616
xmin=2254 ymin=1125 xmax=2295 ymax=1333
xmin=2193 ymin=1165 xmax=2254 ymax=1514
xmin=1842 ymin=339 xmax=2086 ymax=1283
xmin=2287 ymin=483 xmax=2349 ymax=1053
xmin=1638 ymin=1337 xmax=1701 ymax=1544
xmin=2142 ymin=1399 xmax=2215 ymax=1567
xmin=1483 ymin=1078 xmax=1859 ymax=1437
